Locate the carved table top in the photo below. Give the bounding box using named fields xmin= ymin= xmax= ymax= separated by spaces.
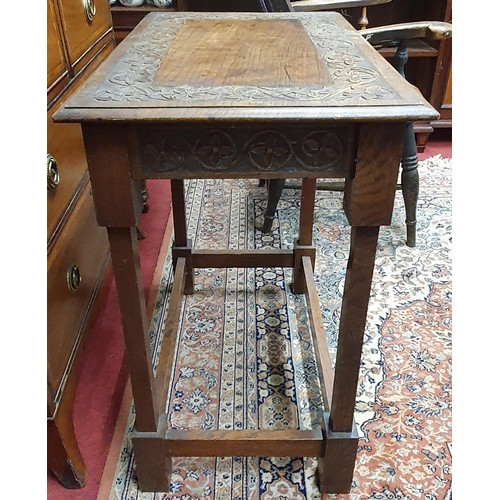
xmin=54 ymin=12 xmax=438 ymax=123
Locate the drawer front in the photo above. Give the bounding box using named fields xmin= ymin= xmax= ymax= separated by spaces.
xmin=48 ymin=41 xmax=114 ymax=244
xmin=47 ymin=104 xmax=89 ymax=244
xmin=58 ymin=0 xmax=113 ymax=67
xmin=47 ymin=182 xmax=109 ymax=409
xmin=47 ymin=0 xmax=69 ymax=91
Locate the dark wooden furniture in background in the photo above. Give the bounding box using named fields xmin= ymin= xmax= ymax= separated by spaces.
xmin=260 ymin=18 xmax=452 ymax=248
xmin=110 ymin=0 xmax=451 ymax=151
xmin=330 ymin=0 xmax=452 ymax=149
xmin=429 ymin=0 xmax=452 ymax=131
xmin=111 ymin=2 xmax=180 ymax=44
xmin=54 ymin=11 xmax=438 ymax=494
xmin=47 ymin=0 xmax=114 ymax=489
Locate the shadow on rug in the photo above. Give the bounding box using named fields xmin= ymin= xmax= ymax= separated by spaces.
xmin=110 ymin=155 xmax=452 ymax=500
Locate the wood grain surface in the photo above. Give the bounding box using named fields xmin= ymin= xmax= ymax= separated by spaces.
xmin=155 ymin=19 xmax=332 ymax=86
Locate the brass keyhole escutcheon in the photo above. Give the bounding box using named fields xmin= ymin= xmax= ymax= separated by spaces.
xmin=66 ymin=263 xmax=82 ymax=293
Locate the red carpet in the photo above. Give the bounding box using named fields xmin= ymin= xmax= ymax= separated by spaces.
xmin=47 ymin=131 xmax=451 ymax=500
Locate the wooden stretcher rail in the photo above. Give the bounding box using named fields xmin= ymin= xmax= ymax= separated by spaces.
xmin=154 ymin=257 xmax=187 ymax=413
xmin=303 ymin=256 xmax=334 ymax=412
xmin=165 ymin=428 xmax=325 ymax=457
xmin=191 ymin=249 xmax=295 ymax=268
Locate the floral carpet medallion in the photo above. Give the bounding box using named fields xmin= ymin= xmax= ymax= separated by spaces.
xmin=110 ymin=156 xmax=452 ymax=500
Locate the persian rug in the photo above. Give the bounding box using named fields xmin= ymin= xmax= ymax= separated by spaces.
xmin=109 ymin=155 xmax=452 ymax=500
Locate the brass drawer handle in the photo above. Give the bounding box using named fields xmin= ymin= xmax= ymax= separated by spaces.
xmin=66 ymin=263 xmax=82 ymax=293
xmin=83 ymin=0 xmax=96 ymax=24
xmin=47 ymin=154 xmax=60 ymax=190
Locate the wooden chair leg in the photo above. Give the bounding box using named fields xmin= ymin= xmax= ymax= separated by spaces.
xmin=258 ymin=178 xmax=286 ymax=233
xmin=141 ymin=180 xmax=149 ymax=213
xmin=391 ymin=38 xmax=419 ymax=247
xmin=401 ymin=122 xmax=419 ymax=247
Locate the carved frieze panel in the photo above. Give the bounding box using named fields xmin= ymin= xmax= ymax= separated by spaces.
xmin=134 ymin=125 xmax=353 ymax=179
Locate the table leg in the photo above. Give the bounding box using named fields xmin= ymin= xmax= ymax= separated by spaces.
xmin=318 ymin=225 xmax=379 ymax=493
xmin=292 ymin=178 xmax=316 ymax=294
xmin=81 ymin=124 xmax=171 ymax=490
xmin=107 ymin=226 xmax=172 ymax=491
xmin=171 ymin=179 xmax=194 ymax=294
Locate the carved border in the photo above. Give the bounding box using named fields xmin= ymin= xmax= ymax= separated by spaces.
xmin=93 ymin=13 xmax=398 ymax=106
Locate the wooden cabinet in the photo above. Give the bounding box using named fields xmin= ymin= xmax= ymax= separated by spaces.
xmin=47 ymin=0 xmax=114 ymax=488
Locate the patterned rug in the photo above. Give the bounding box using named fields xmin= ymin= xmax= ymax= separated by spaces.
xmin=109 ymin=155 xmax=452 ymax=500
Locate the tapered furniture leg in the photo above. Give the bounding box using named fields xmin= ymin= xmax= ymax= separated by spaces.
xmin=322 ymin=121 xmax=405 ymax=493
xmin=392 ymin=39 xmax=419 ymax=247
xmin=318 ymin=225 xmax=379 ymax=492
xmin=107 ymin=226 xmax=172 ymax=491
xmin=257 ymin=178 xmax=286 ymax=233
xmin=141 ymin=180 xmax=150 ymax=213
xmin=401 ymin=122 xmax=419 ymax=247
xmin=81 ymin=124 xmax=171 ymax=491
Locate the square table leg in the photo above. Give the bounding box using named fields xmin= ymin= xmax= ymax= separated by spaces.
xmin=81 ymin=124 xmax=172 ymax=489
xmin=108 ymin=226 xmax=172 ymax=491
xmin=318 ymin=225 xmax=379 ymax=493
xmin=171 ymin=179 xmax=194 ymax=295
xmin=293 ymin=177 xmax=317 ymax=294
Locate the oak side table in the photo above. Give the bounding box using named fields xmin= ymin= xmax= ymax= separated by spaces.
xmin=54 ymin=12 xmax=438 ymax=494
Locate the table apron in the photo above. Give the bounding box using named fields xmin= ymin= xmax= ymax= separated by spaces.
xmin=128 ymin=124 xmax=357 ymax=180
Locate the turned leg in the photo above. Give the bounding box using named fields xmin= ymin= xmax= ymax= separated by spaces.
xmin=401 ymin=122 xmax=419 ymax=247
xmin=141 ymin=180 xmax=150 ymax=213
xmin=258 ymin=178 xmax=286 ymax=233
xmin=392 ymin=39 xmax=419 ymax=247
xmin=318 ymin=225 xmax=379 ymax=493
xmin=47 ymin=356 xmax=87 ymax=489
